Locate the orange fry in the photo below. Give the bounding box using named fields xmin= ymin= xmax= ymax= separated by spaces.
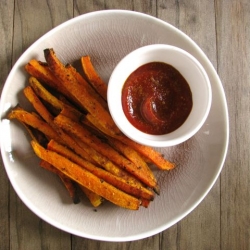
xmin=28 ymin=76 xmax=63 ymax=110
xmin=76 ymin=139 xmax=141 ymax=183
xmin=54 ymin=112 xmax=154 ymax=193
xmin=54 ymin=114 xmax=158 ymax=189
xmin=25 ymin=59 xmax=70 ymax=98
xmin=118 ymin=136 xmax=175 ymax=170
xmin=48 ymin=140 xmax=154 ymax=201
xmin=44 ymin=48 xmax=120 ymax=136
xmin=28 ymin=76 xmax=83 ymax=121
xmin=31 ymin=141 xmax=141 ymax=210
xmin=107 ymin=137 xmax=159 ymax=194
xmin=23 ymin=85 xmax=55 ymax=124
xmin=85 ymin=112 xmax=174 ymax=170
xmin=66 ymin=64 xmax=108 ymax=110
xmin=81 ymin=55 xmax=108 ymax=100
xmin=108 ymin=137 xmax=150 ymax=171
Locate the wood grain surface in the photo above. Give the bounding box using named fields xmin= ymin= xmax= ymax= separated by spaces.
xmin=0 ymin=0 xmax=249 ymax=249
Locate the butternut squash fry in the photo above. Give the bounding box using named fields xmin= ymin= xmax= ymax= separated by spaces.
xmin=85 ymin=112 xmax=175 ymax=170
xmin=24 ymin=85 xmax=55 ymax=124
xmin=118 ymin=136 xmax=175 ymax=170
xmin=25 ymin=59 xmax=70 ymax=98
xmin=28 ymin=76 xmax=83 ymax=121
xmin=54 ymin=114 xmax=158 ymax=189
xmin=76 ymin=139 xmax=142 ymax=183
xmin=108 ymin=137 xmax=150 ymax=172
xmin=28 ymin=76 xmax=63 ymax=110
xmin=47 ymin=140 xmax=154 ymax=201
xmin=81 ymin=55 xmax=108 ymax=101
xmin=31 ymin=141 xmax=141 ymax=210
xmin=54 ymin=112 xmax=154 ymax=195
xmin=66 ymin=64 xmax=108 ymax=110
xmin=23 ymin=85 xmax=97 ymax=167
xmin=44 ymin=48 xmax=120 ymax=136
xmin=23 ymin=85 xmax=72 ymax=150
xmin=45 ymin=113 xmax=132 ymax=181
xmin=107 ymin=137 xmax=160 ymax=194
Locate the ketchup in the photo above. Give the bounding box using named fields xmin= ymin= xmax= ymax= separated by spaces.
xmin=122 ymin=62 xmax=193 ymax=135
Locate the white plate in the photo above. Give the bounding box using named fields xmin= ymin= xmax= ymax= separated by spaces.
xmin=0 ymin=10 xmax=229 ymax=242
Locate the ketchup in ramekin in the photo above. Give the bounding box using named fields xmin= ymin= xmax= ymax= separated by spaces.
xmin=122 ymin=62 xmax=193 ymax=135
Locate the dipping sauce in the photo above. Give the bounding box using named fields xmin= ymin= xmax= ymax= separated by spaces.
xmin=122 ymin=62 xmax=193 ymax=135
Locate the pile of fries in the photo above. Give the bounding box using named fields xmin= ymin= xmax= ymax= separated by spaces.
xmin=8 ymin=48 xmax=175 ymax=210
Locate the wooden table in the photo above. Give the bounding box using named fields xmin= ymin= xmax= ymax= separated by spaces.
xmin=0 ymin=1 xmax=249 ymax=249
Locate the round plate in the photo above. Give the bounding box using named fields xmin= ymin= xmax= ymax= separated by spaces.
xmin=0 ymin=10 xmax=229 ymax=242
